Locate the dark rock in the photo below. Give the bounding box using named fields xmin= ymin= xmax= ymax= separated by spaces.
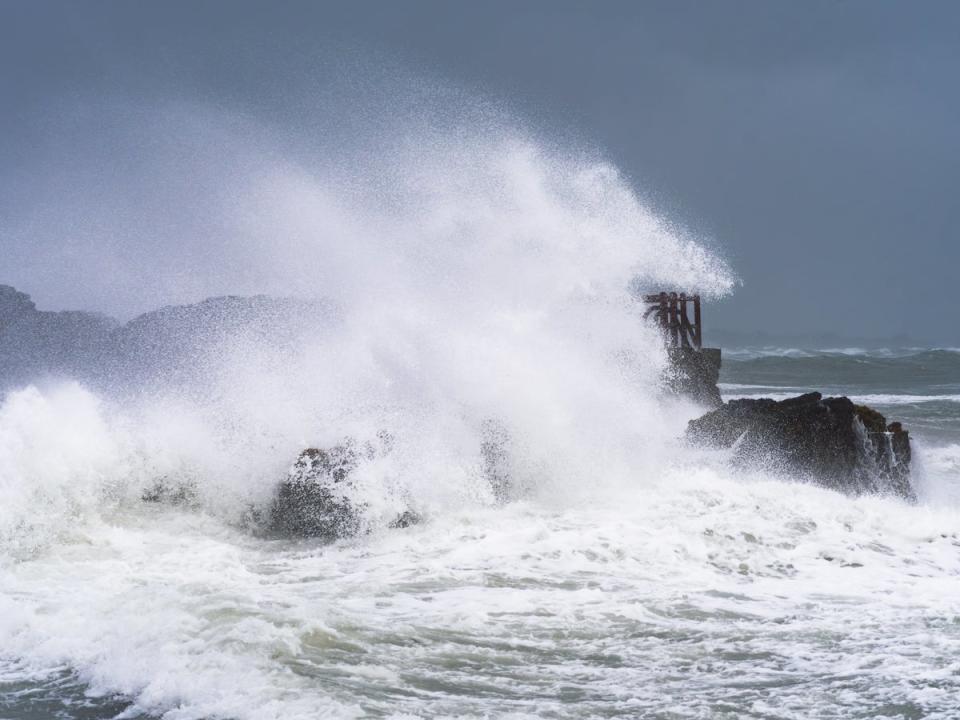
xmin=268 ymin=434 xmax=419 ymax=540
xmin=269 ymin=443 xmax=365 ymax=539
xmin=687 ymin=392 xmax=913 ymax=499
xmin=665 ymin=347 xmax=723 ymax=408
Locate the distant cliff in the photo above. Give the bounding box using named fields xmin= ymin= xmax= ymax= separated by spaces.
xmin=0 ymin=285 xmax=118 ymax=388
xmin=0 ymin=285 xmax=335 ymax=392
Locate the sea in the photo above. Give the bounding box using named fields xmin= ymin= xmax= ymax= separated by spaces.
xmin=2 ymin=346 xmax=958 ymax=720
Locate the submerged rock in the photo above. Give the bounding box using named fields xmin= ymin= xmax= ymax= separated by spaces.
xmin=268 ymin=436 xmax=420 ymax=540
xmin=687 ymin=392 xmax=913 ymax=499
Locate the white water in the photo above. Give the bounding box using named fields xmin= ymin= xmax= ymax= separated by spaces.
xmin=3 ymin=419 xmax=960 ymax=718
xmin=721 ymin=387 xmax=960 ymax=405
xmin=3 ymin=97 xmax=960 ymax=720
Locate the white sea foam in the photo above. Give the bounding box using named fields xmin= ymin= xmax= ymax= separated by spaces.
xmin=722 ymin=390 xmax=960 ymax=405
xmin=2 ymin=461 xmax=960 ymax=718
xmin=723 ymin=347 xmax=960 ymax=361
xmin=721 ymin=347 xmax=816 ymax=360
xmin=854 ymin=393 xmax=960 ymax=405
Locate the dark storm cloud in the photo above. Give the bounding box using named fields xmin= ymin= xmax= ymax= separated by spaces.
xmin=1 ymin=1 xmax=958 ymax=341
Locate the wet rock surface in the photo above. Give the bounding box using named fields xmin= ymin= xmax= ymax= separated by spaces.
xmin=269 ymin=443 xmax=369 ymax=540
xmin=665 ymin=347 xmax=723 ymax=407
xmin=269 ymin=421 xmax=517 ymax=539
xmin=268 ymin=437 xmax=421 ymax=540
xmin=687 ymin=392 xmax=913 ymax=499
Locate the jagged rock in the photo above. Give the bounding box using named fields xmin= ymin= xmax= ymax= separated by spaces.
xmin=268 ymin=435 xmax=419 ymax=539
xmin=687 ymin=392 xmax=913 ymax=499
xmin=269 ymin=443 xmax=365 ymax=539
xmin=665 ymin=347 xmax=723 ymax=407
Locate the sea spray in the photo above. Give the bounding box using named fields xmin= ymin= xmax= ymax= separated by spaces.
xmin=0 ymin=101 xmax=744 ymax=714
xmin=1 ymin=103 xmax=735 ymax=543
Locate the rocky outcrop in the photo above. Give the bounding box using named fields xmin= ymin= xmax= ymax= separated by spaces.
xmin=269 ymin=444 xmax=365 ymax=539
xmin=268 ymin=435 xmax=420 ymax=540
xmin=268 ymin=420 xmax=518 ymax=539
xmin=665 ymin=347 xmax=722 ymax=407
xmin=687 ymin=392 xmax=913 ymax=499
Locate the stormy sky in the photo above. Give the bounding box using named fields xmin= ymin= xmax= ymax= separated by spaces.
xmin=2 ymin=1 xmax=958 ymax=343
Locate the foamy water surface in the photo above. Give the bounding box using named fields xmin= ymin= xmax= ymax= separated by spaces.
xmin=3 ymin=460 xmax=960 ymax=719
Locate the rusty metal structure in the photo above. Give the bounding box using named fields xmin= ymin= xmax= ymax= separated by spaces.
xmin=643 ymin=292 xmax=702 ymax=350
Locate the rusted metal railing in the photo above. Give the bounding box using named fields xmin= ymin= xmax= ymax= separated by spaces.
xmin=643 ymin=292 xmax=702 ymax=349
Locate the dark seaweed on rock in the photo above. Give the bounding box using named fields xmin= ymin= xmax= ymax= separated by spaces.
xmin=687 ymin=392 xmax=913 ymax=499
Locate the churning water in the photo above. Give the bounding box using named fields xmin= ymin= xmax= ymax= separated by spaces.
xmin=2 ymin=97 xmax=960 ymax=720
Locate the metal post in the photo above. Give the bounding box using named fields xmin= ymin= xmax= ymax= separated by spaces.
xmin=678 ymin=292 xmax=690 ymax=348
xmin=693 ymin=294 xmax=702 ymax=349
xmin=668 ymin=292 xmax=679 ymax=347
